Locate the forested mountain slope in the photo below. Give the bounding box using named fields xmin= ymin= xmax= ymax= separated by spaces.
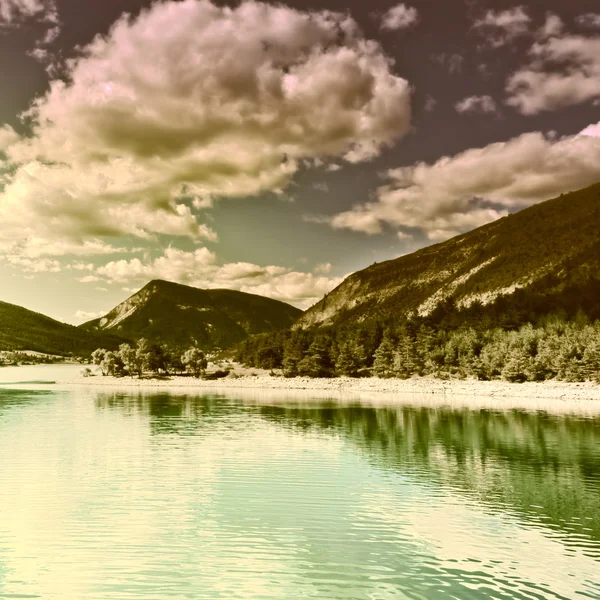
xmin=297 ymin=182 xmax=600 ymax=330
xmin=81 ymin=279 xmax=302 ymax=350
xmin=0 ymin=301 xmax=124 ymax=355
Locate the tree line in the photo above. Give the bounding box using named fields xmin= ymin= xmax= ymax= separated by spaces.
xmin=236 ymin=315 xmax=600 ymax=383
xmin=89 ymin=339 xmax=209 ymax=378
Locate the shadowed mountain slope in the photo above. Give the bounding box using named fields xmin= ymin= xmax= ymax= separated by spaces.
xmin=0 ymin=301 xmax=125 ymax=355
xmin=81 ymin=279 xmax=303 ymax=350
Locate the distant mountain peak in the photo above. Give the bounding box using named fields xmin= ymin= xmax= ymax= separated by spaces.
xmin=81 ymin=280 xmax=302 ymax=350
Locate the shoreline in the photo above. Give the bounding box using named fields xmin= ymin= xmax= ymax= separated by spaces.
xmin=62 ymin=374 xmax=600 ymax=406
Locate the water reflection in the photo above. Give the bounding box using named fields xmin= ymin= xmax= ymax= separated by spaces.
xmin=95 ymin=392 xmax=600 ymax=547
xmin=0 ymin=387 xmax=598 ymax=599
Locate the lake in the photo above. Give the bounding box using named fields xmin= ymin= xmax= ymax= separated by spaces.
xmin=0 ymin=366 xmax=599 ymax=599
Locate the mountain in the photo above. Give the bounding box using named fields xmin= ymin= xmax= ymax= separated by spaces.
xmin=81 ymin=280 xmax=303 ymax=350
xmin=296 ymin=182 xmax=600 ymax=330
xmin=0 ymin=301 xmax=125 ymax=356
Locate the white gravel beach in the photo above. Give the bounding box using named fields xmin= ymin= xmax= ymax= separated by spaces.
xmin=60 ymin=371 xmax=600 ymax=415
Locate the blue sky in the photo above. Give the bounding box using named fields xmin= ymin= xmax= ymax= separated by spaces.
xmin=0 ymin=0 xmax=599 ymax=323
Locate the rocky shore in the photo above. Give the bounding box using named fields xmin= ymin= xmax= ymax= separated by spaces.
xmin=63 ymin=373 xmax=600 ymax=414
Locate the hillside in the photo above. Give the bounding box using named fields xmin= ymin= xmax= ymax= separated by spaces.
xmin=296 ymin=182 xmax=600 ymax=330
xmin=81 ymin=280 xmax=303 ymax=350
xmin=0 ymin=301 xmax=125 ymax=356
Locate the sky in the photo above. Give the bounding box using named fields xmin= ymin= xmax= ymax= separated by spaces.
xmin=0 ymin=0 xmax=599 ymax=324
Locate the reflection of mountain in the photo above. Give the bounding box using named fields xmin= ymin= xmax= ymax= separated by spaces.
xmin=94 ymin=392 xmax=600 ymax=545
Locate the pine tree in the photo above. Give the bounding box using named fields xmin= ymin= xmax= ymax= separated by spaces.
xmin=335 ymin=341 xmax=364 ymax=377
xmin=373 ymin=336 xmax=395 ymax=378
xmin=282 ymin=336 xmax=305 ymax=377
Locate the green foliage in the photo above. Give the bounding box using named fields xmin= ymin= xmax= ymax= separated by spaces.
xmin=181 ymin=347 xmax=208 ymax=378
xmin=237 ymin=313 xmax=600 ymax=384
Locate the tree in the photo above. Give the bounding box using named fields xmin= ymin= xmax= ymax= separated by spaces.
xmin=373 ymin=336 xmax=395 ymax=378
xmin=297 ymin=338 xmax=332 ymax=377
xmin=393 ymin=333 xmax=418 ymax=379
xmin=282 ymin=336 xmax=306 ymax=377
xmin=91 ymin=348 xmax=107 ymax=375
xmin=118 ymin=343 xmax=136 ymax=376
xmin=502 ymin=351 xmax=529 ymax=383
xmin=181 ymin=347 xmax=208 ymax=378
xmin=335 ymin=342 xmax=361 ymax=377
xmin=148 ymin=343 xmax=169 ymax=375
xmin=99 ymin=351 xmax=118 ymax=377
xmin=135 ymin=338 xmax=151 ymax=378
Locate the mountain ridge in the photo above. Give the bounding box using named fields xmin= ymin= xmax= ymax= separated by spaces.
xmin=0 ymin=300 xmax=126 ymax=355
xmin=296 ymin=182 xmax=600 ymax=330
xmin=81 ymin=279 xmax=303 ymax=350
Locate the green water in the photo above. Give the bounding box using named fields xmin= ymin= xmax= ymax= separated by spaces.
xmin=0 ymin=375 xmax=599 ymax=598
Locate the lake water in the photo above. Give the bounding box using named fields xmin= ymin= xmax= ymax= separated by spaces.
xmin=0 ymin=367 xmax=599 ymax=599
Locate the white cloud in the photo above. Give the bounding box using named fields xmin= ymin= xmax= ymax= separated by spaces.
xmin=473 ymin=6 xmax=531 ymax=48
xmin=313 ymin=263 xmax=332 ymax=275
xmin=576 ymin=13 xmax=600 ymax=29
xmin=69 ymin=262 xmax=94 ymax=271
xmin=4 ymin=238 xmax=130 ymax=258
xmin=580 ymin=122 xmax=600 ymax=137
xmin=506 ymin=33 xmax=600 ymax=114
xmin=93 ymin=247 xmax=343 ymax=308
xmin=424 ymin=94 xmax=437 ymax=112
xmin=380 ymin=4 xmax=419 ymax=31
xmin=0 ymin=125 xmax=18 ymax=151
xmin=537 ymin=13 xmax=564 ymax=40
xmin=73 ymin=309 xmax=105 ymax=322
xmin=0 ymin=0 xmax=60 ymax=61
xmin=4 ymin=256 xmax=61 ymax=273
xmin=0 ymin=0 xmax=411 ymax=255
xmin=0 ymin=0 xmax=57 ymax=25
xmin=322 ymin=123 xmax=600 ymax=241
xmin=455 ymin=95 xmax=498 ymax=114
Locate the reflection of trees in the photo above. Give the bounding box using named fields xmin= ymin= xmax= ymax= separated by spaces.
xmin=258 ymin=404 xmax=600 ymax=543
xmin=93 ymin=391 xmax=600 ymax=543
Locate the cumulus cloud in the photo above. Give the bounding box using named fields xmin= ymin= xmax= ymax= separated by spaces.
xmin=74 ymin=309 xmax=105 ymax=322
xmin=580 ymin=122 xmax=600 ymax=137
xmin=473 ymin=6 xmax=531 ymax=48
xmin=506 ymin=30 xmax=600 ymax=114
xmin=4 ymin=256 xmax=62 ymax=273
xmin=0 ymin=0 xmax=411 ymax=258
xmin=92 ymin=247 xmax=343 ymax=308
xmin=0 ymin=0 xmax=60 ymax=61
xmin=0 ymin=125 xmax=18 ymax=151
xmin=455 ymin=95 xmax=498 ymax=114
xmin=576 ymin=13 xmax=600 ymax=29
xmin=380 ymin=4 xmax=419 ymax=31
xmin=537 ymin=13 xmax=564 ymax=40
xmin=321 ymin=123 xmax=600 ymax=241
xmin=0 ymin=0 xmax=57 ymax=25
